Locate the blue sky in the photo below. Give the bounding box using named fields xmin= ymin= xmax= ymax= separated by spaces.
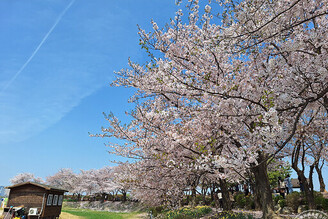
xmin=0 ymin=0 xmax=327 ymax=191
xmin=0 ymin=0 xmax=178 ymax=185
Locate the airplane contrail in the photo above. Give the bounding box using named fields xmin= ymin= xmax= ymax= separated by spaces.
xmin=0 ymin=0 xmax=75 ymax=95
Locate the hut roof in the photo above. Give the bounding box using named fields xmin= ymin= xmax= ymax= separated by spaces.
xmin=6 ymin=182 xmax=68 ymax=193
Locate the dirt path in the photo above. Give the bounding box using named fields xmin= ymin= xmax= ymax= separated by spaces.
xmin=125 ymin=212 xmax=148 ymax=219
xmin=59 ymin=212 xmax=85 ymax=219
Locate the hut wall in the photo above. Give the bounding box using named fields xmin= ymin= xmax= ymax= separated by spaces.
xmin=41 ymin=191 xmax=63 ymax=218
xmin=7 ymin=185 xmax=45 ymax=210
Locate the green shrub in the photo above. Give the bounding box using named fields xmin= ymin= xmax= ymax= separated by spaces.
xmin=183 ymin=195 xmax=204 ymax=206
xmin=286 ymin=192 xmax=301 ymax=213
xmin=212 ymin=211 xmax=254 ymax=219
xmin=322 ymin=198 xmax=328 ymax=211
xmin=181 ymin=197 xmax=189 ymax=206
xmin=273 ymin=195 xmax=284 ymax=205
xmin=210 ymin=201 xmax=216 ymax=207
xmin=195 ymin=195 xmax=204 ymax=205
xmin=205 ymin=196 xmax=212 ymax=205
xmin=299 ymin=192 xmax=307 ymax=206
xmin=149 ymin=205 xmax=166 ymax=217
xmin=245 ymin=195 xmax=255 ymax=210
xmin=313 ymin=191 xmax=327 ymax=210
xmin=234 ymin=192 xmax=246 ymax=208
xmin=63 ymin=199 xmax=78 ymax=202
xmin=278 ymin=199 xmax=286 ymax=208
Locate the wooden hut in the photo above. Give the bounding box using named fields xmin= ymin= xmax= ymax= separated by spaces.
xmin=4 ymin=182 xmax=67 ymax=219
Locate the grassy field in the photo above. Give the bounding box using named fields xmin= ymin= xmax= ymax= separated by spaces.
xmin=62 ymin=208 xmax=145 ymax=219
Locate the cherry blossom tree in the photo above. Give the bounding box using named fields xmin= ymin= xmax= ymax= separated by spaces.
xmin=46 ymin=168 xmax=77 ymax=191
xmin=46 ymin=168 xmax=84 ymax=200
xmin=10 ymin=173 xmax=44 ymax=185
xmin=117 ymin=160 xmax=189 ymax=206
xmin=98 ymin=0 xmax=328 ymax=218
xmin=100 ymin=106 xmax=243 ymax=209
xmin=46 ymin=166 xmax=133 ymax=201
xmin=305 ymin=113 xmax=328 ymax=193
xmin=76 ymin=169 xmax=101 ymax=196
xmin=84 ymin=167 xmax=119 ymax=201
xmin=288 ymin=108 xmax=328 ymax=208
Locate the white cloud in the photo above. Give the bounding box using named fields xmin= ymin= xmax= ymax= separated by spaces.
xmin=0 ymin=62 xmax=108 ymax=144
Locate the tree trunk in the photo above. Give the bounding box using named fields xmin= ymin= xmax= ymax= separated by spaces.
xmin=315 ymin=163 xmax=326 ymax=192
xmin=308 ymin=164 xmax=316 ymax=208
xmin=115 ymin=190 xmax=118 ymax=200
xmin=291 ymin=141 xmax=316 ymax=209
xmin=293 ymin=168 xmax=316 ymax=209
xmin=191 ymin=187 xmax=197 ymax=207
xmin=210 ymin=184 xmax=215 ymax=202
xmin=190 ymin=176 xmax=200 ymax=207
xmin=252 ymin=153 xmax=280 ymax=219
xmin=122 ymin=191 xmax=127 ymax=202
xmin=253 ymin=181 xmax=262 ymax=211
xmin=220 ymin=178 xmax=232 ymax=211
xmin=101 ymin=193 xmax=106 ymax=202
xmin=248 ymin=178 xmax=261 ymax=210
xmin=213 ymin=188 xmax=220 ymax=208
xmin=201 ymin=184 xmax=207 ymax=205
xmin=77 ymin=193 xmax=81 ymax=201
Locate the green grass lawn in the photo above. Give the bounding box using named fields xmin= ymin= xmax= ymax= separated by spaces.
xmin=62 ymin=208 xmax=144 ymax=219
